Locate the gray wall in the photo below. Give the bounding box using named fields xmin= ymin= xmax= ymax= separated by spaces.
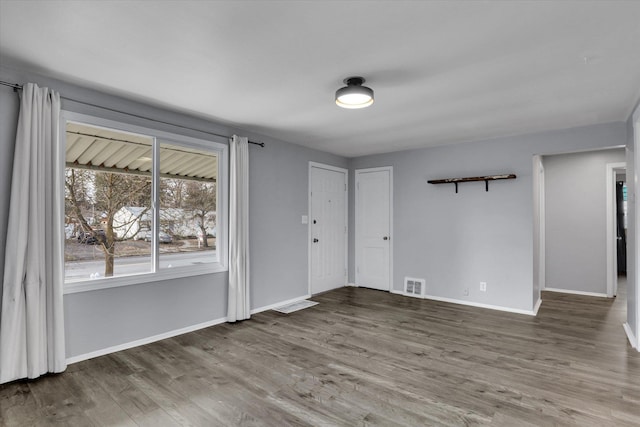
xmin=0 ymin=65 xmax=347 ymax=359
xmin=349 ymin=122 xmax=627 ymax=312
xmin=543 ymin=148 xmax=626 ymax=294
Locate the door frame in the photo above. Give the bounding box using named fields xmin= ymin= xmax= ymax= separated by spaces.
xmin=634 ymin=115 xmax=640 ymax=350
xmin=355 ymin=166 xmax=393 ymax=291
xmin=308 ymin=162 xmax=348 ymax=296
xmin=606 ymin=162 xmax=626 ymax=297
xmin=533 ymin=155 xmax=546 ymax=300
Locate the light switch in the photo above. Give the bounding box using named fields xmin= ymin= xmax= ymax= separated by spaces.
xmin=301 ymin=215 xmax=308 ymax=224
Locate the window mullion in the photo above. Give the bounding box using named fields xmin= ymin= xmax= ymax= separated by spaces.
xmin=152 ymin=137 xmax=160 ymax=272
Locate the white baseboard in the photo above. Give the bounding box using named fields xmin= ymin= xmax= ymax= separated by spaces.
xmin=66 ymin=316 xmax=228 ymax=365
xmin=533 ymin=298 xmax=542 ymax=315
xmin=424 ymin=294 xmax=537 ymax=316
xmin=391 ymin=289 xmax=535 ymax=316
xmin=347 ymin=283 xmax=357 ymax=287
xmin=623 ymin=322 xmax=638 ymax=350
xmin=250 ymin=294 xmax=311 ymax=315
xmin=543 ymin=287 xmax=608 ymax=298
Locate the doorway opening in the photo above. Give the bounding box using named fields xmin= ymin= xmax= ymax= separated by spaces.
xmin=536 ymin=148 xmax=626 ymax=299
xmin=606 ymin=162 xmax=627 ymax=298
xmin=535 ymin=149 xmax=629 ymax=341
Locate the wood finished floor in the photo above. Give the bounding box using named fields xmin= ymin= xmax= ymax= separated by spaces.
xmin=1 ymin=283 xmax=639 ymax=426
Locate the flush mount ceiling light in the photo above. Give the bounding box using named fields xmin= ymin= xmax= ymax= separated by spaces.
xmin=335 ymin=76 xmax=374 ymax=109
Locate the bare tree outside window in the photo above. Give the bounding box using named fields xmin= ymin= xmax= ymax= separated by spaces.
xmin=65 ymin=169 xmax=151 ymax=277
xmin=183 ymin=181 xmax=216 ymax=248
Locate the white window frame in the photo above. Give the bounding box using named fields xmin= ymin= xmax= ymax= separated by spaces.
xmin=61 ymin=111 xmax=228 ymax=294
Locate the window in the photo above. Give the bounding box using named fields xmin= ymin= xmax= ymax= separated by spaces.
xmin=62 ymin=113 xmax=227 ymax=292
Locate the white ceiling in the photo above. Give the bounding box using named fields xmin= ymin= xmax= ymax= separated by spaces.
xmin=1 ymin=1 xmax=639 ymax=157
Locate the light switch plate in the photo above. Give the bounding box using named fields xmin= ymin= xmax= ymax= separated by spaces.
xmin=301 ymin=215 xmax=308 ymax=224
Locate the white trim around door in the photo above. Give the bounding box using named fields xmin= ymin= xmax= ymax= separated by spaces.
xmin=625 ymin=114 xmax=640 ymax=350
xmin=533 ymin=155 xmax=546 ymax=302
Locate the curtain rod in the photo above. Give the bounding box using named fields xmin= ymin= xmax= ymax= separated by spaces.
xmin=0 ymin=80 xmax=265 ymax=147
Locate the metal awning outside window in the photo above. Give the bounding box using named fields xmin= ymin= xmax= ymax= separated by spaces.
xmin=65 ymin=122 xmax=217 ymax=182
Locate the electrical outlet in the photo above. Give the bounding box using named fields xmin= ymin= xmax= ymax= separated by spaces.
xmin=463 ymin=287 xmax=469 ymax=296
xmin=480 ymin=282 xmax=487 ymax=292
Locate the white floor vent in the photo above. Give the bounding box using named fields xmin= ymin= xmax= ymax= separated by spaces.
xmin=404 ymin=277 xmax=425 ymax=298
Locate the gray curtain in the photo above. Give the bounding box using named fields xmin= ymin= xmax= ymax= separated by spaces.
xmin=0 ymin=83 xmax=66 ymax=383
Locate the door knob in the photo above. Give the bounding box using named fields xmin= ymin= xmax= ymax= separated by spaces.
xmin=313 ymin=238 xmax=319 ymax=243
xmin=383 ymin=236 xmax=389 ymax=240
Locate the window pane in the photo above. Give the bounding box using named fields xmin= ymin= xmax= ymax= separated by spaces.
xmin=64 ymin=123 xmax=153 ymax=282
xmin=158 ymin=142 xmax=218 ymax=269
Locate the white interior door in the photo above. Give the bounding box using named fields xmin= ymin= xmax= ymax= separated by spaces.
xmin=309 ymin=163 xmax=347 ymax=295
xmin=356 ymin=167 xmax=392 ymax=291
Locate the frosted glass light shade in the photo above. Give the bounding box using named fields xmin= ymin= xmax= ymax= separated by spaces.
xmin=335 ymin=77 xmax=374 ymax=109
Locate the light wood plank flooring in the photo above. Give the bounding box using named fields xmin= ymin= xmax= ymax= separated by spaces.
xmin=1 ymin=283 xmax=639 ymax=426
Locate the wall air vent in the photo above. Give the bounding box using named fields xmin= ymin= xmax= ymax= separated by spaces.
xmin=404 ymin=277 xmax=425 ymax=298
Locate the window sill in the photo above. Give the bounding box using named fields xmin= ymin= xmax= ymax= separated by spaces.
xmin=63 ymin=263 xmax=228 ymax=294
